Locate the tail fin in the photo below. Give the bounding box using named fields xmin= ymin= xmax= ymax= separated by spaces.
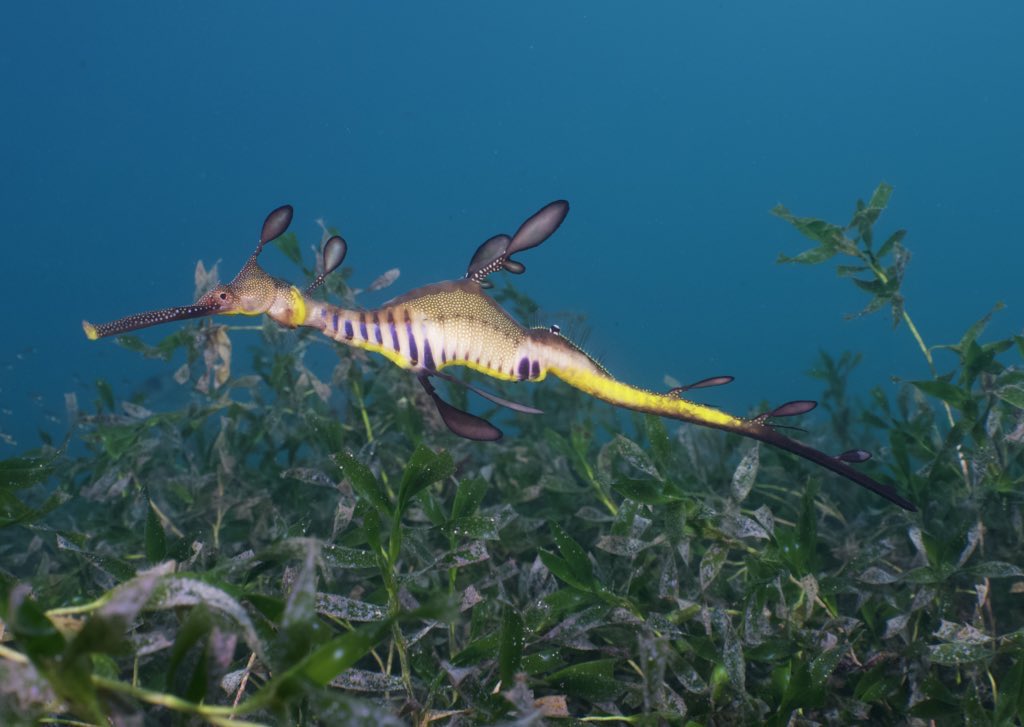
xmin=537 ymin=338 xmax=915 ymax=511
xmin=729 ymin=416 xmax=915 ymax=510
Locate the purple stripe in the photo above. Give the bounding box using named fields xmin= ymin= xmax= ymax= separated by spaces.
xmin=343 ymin=320 xmax=354 ymax=339
xmin=531 ymin=361 xmax=540 ymax=379
xmin=423 ymin=336 xmax=435 ymax=370
xmin=406 ymin=322 xmax=418 ymax=364
xmin=373 ymin=312 xmax=383 ymax=344
xmin=387 ymin=311 xmax=400 ymax=350
xmin=517 ymin=357 xmax=530 ymax=380
xmin=332 ymin=312 xmax=339 ymax=333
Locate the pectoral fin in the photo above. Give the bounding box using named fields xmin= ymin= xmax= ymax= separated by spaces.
xmin=418 ymin=376 xmax=502 ymax=441
xmin=432 ymin=370 xmax=543 ymax=414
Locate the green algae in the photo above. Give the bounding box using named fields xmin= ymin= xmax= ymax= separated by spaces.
xmin=0 ymin=186 xmax=1022 ymax=724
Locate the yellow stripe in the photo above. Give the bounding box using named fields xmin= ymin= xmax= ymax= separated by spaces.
xmin=550 ymin=366 xmax=744 ymax=428
xmin=348 ymin=338 xmax=414 ymax=370
xmin=290 ymin=287 xmax=307 ymax=325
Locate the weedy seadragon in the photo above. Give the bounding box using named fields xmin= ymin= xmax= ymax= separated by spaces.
xmin=84 ymin=201 xmax=916 ymax=511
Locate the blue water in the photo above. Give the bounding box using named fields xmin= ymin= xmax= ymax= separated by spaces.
xmin=2 ymin=2 xmax=1022 ymax=450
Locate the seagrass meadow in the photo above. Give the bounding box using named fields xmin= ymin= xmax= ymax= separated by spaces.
xmin=2 ymin=186 xmax=1023 ymax=724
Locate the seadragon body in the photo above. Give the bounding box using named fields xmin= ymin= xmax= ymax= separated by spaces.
xmin=84 ymin=201 xmax=916 ymax=511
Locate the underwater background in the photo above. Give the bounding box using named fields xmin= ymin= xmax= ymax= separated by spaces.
xmin=3 ymin=1 xmax=1022 ymax=449
xmin=4 ymin=4 xmax=1024 ymax=724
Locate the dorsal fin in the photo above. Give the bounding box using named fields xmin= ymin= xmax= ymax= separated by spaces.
xmin=667 ymin=375 xmax=734 ymax=396
xmin=466 ymin=200 xmax=569 ymax=284
xmin=255 ymin=205 xmax=294 ymax=258
xmin=305 ymin=235 xmax=347 ymax=294
xmin=466 ymin=235 xmax=512 ymax=287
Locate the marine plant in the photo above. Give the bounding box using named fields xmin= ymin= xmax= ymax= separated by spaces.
xmin=0 ymin=184 xmax=1021 ymax=724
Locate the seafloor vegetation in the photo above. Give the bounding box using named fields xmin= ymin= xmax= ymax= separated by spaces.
xmin=1 ymin=185 xmax=1022 ymax=725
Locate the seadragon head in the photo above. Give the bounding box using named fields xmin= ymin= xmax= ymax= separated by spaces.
xmin=82 ymin=205 xmax=347 ymax=339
